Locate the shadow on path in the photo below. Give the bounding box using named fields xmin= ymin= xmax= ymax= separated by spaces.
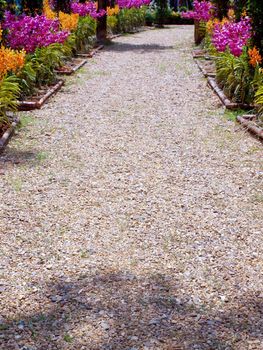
xmin=106 ymin=42 xmax=174 ymax=53
xmin=1 ymin=271 xmax=263 ymax=349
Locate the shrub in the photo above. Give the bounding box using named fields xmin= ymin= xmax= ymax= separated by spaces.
xmin=216 ymin=49 xmax=263 ymax=104
xmin=0 ymin=75 xmax=20 ymax=129
xmin=107 ymin=15 xmax=118 ymax=34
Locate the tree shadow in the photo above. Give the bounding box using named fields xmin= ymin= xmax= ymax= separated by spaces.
xmin=1 ymin=271 xmax=263 ymax=349
xmin=106 ymin=42 xmax=174 ymax=53
xmin=0 ymin=149 xmax=40 ymax=168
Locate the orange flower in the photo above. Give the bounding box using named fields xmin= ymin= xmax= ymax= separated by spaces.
xmin=107 ymin=4 xmax=120 ymax=16
xmin=43 ymin=0 xmax=56 ymax=19
xmin=0 ymin=46 xmax=26 ymax=81
xmin=59 ymin=12 xmax=79 ymax=31
xmin=227 ymin=8 xmax=235 ymax=22
xmin=248 ymin=47 xmax=262 ymax=67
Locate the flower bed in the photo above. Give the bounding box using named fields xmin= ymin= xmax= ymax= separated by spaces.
xmin=184 ymin=0 xmax=263 ymax=132
xmin=195 ymin=58 xmax=216 ymax=77
xmin=17 ymin=80 xmax=64 ymax=111
xmin=0 ymin=0 xmax=151 ymax=149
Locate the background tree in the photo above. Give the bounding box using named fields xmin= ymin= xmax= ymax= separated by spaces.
xmin=155 ymin=0 xmax=168 ymax=27
xmin=53 ymin=0 xmax=71 ymax=14
xmin=0 ymin=0 xmax=7 ymax=19
xmin=212 ymin=0 xmax=229 ymax=19
xmin=22 ymin=0 xmax=43 ymax=15
xmin=247 ymin=0 xmax=263 ymax=52
xmin=96 ymin=0 xmax=108 ymax=42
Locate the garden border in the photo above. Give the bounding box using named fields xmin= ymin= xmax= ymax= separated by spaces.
xmin=18 ymin=80 xmax=64 ymax=111
xmin=207 ymin=77 xmax=253 ymax=110
xmin=237 ymin=115 xmax=263 ymax=140
xmin=55 ymin=58 xmax=87 ymax=75
xmin=76 ymin=44 xmax=104 ymax=58
xmin=194 ymin=58 xmax=216 ymax=78
xmin=192 ymin=49 xmax=206 ymax=59
xmin=0 ymin=118 xmax=20 ymax=152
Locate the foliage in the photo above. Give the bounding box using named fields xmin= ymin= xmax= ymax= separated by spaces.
xmin=117 ymin=6 xmax=146 ymax=32
xmin=16 ymin=43 xmax=66 ymax=98
xmin=73 ymin=15 xmax=96 ymax=52
xmin=255 ymin=85 xmax=263 ymax=115
xmin=0 ymin=0 xmax=7 ymax=20
xmin=215 ymin=49 xmax=263 ymax=104
xmin=0 ymin=75 xmax=20 ymax=127
xmin=107 ymin=14 xmax=118 ymax=34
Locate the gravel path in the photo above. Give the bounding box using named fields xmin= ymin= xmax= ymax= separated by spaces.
xmin=0 ymin=26 xmax=263 ymax=350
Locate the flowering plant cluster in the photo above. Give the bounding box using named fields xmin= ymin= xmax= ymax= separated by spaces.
xmin=116 ymin=0 xmax=151 ymax=9
xmin=43 ymin=0 xmax=56 ymax=19
xmin=181 ymin=0 xmax=213 ymax=22
xmin=71 ymin=1 xmax=106 ymax=18
xmin=248 ymin=47 xmax=262 ymax=68
xmin=107 ymin=4 xmax=120 ymax=16
xmin=212 ymin=16 xmax=252 ymax=56
xmin=0 ymin=45 xmax=26 ymax=80
xmin=59 ymin=11 xmax=79 ymax=30
xmin=3 ymin=11 xmax=69 ymax=53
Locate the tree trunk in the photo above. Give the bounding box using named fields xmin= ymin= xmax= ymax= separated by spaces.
xmin=194 ymin=20 xmax=205 ymax=45
xmin=96 ymin=0 xmax=107 ymax=43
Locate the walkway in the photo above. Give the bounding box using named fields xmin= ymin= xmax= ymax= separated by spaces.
xmin=0 ymin=26 xmax=262 ymax=350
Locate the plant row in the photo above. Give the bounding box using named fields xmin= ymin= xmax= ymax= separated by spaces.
xmin=0 ymin=0 xmax=149 ymax=139
xmin=183 ymin=0 xmax=263 ymax=127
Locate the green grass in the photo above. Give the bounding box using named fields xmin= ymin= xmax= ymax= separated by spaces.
xmin=64 ymin=334 xmax=73 ymax=343
xmin=252 ymin=193 xmax=263 ymax=203
xmin=36 ymin=151 xmax=48 ymax=162
xmin=18 ymin=114 xmax=35 ymax=129
xmin=223 ymin=109 xmax=247 ymax=122
xmin=9 ymin=178 xmax=23 ymax=192
xmin=80 ymin=250 xmax=89 ymax=259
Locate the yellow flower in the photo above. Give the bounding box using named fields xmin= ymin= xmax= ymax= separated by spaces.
xmin=0 ymin=46 xmax=26 ymax=81
xmin=43 ymin=0 xmax=56 ymax=19
xmin=248 ymin=47 xmax=262 ymax=68
xmin=59 ymin=12 xmax=79 ymax=31
xmin=227 ymin=8 xmax=235 ymax=21
xmin=107 ymin=4 xmax=120 ymax=16
xmin=241 ymin=8 xmax=247 ymax=17
xmin=206 ymin=18 xmax=220 ymax=34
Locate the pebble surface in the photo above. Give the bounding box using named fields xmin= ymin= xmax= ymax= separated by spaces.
xmin=0 ymin=26 xmax=263 ymax=350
